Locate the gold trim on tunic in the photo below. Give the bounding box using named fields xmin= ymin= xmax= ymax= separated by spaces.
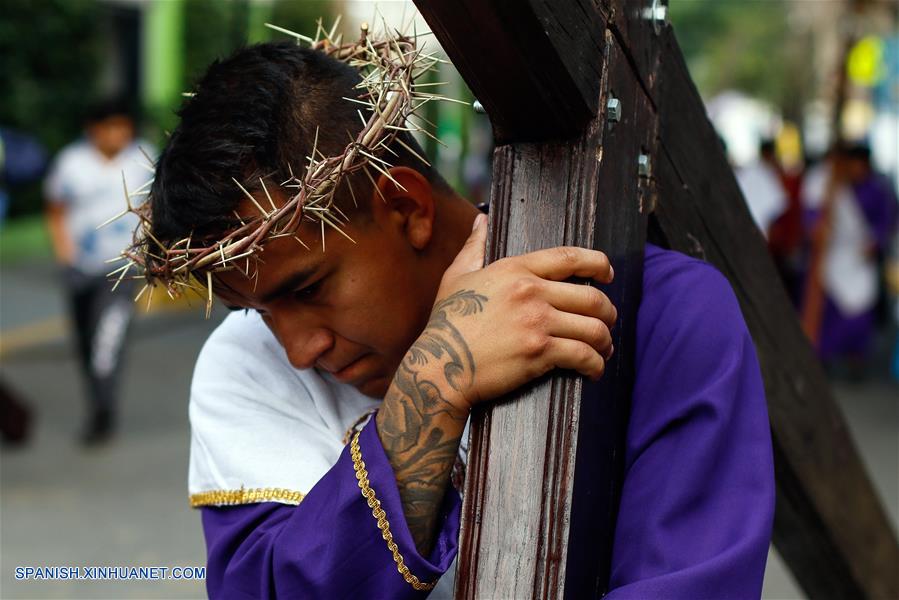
xmin=189 ymin=487 xmax=305 ymax=508
xmin=350 ymin=430 xmax=438 ymax=591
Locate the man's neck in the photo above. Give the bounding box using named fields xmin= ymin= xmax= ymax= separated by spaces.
xmin=437 ymin=195 xmax=482 ymax=267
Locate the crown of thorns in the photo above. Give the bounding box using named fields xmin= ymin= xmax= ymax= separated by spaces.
xmin=107 ymin=18 xmax=461 ymax=317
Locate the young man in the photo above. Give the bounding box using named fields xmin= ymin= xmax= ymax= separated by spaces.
xmin=148 ymin=42 xmax=774 ymax=598
xmin=45 ymin=100 xmax=155 ymax=444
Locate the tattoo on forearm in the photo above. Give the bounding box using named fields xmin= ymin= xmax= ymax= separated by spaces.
xmin=377 ymin=290 xmax=487 ymax=555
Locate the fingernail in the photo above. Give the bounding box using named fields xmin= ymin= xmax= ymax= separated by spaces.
xmin=472 ymin=214 xmax=484 ymax=231
xmin=609 ymin=265 xmax=614 ymax=280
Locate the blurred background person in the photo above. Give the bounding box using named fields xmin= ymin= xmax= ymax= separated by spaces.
xmin=845 ymin=144 xmax=899 ymax=380
xmin=736 ymin=139 xmax=788 ymax=240
xmin=765 ymin=140 xmax=806 ymax=306
xmin=800 ymin=144 xmax=898 ymax=376
xmin=0 ymin=126 xmax=47 ymax=445
xmin=43 ymin=99 xmax=155 ymax=445
xmin=1 ymin=127 xmax=47 ymax=226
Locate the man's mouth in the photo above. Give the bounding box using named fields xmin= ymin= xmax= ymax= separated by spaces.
xmin=332 ymin=354 xmax=370 ymax=383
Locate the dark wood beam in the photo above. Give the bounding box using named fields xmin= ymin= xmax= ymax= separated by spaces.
xmin=416 ymin=0 xmax=605 ymax=143
xmin=564 ymin=31 xmax=655 ymax=595
xmin=411 ymin=5 xmax=650 ymax=592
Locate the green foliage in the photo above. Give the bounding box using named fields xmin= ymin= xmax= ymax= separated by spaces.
xmin=0 ymin=214 xmax=51 ymax=264
xmin=183 ymin=0 xmax=335 ymax=89
xmin=669 ymin=0 xmax=813 ymax=117
xmin=270 ymin=0 xmax=335 ymax=39
xmin=0 ymin=0 xmax=104 ymax=217
xmin=0 ymin=0 xmax=338 ymax=221
xmin=183 ymin=0 xmax=240 ymax=89
xmin=0 ymin=0 xmax=103 ymax=152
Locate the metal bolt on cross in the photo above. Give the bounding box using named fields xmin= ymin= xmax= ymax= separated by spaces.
xmin=638 ymin=153 xmax=652 ymax=178
xmin=607 ymin=97 xmax=622 ymax=123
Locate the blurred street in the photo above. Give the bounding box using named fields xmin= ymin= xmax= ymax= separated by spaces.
xmin=1 ymin=257 xmax=224 ymax=599
xmin=1 ymin=257 xmax=896 ymax=599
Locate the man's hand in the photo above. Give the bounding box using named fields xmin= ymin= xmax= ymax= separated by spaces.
xmin=431 ymin=213 xmax=617 ymax=412
xmin=376 ymin=213 xmax=618 ymax=556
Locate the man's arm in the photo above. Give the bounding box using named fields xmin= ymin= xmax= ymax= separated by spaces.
xmin=375 ymin=291 xmax=478 ymax=554
xmin=378 ymin=214 xmax=617 ymax=555
xmin=43 ymin=154 xmax=75 ymax=266
xmin=45 ymin=203 xmax=75 ymax=265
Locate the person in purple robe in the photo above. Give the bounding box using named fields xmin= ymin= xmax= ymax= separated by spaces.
xmin=802 ymin=146 xmax=898 ymax=369
xmin=146 ymin=42 xmax=774 ymax=598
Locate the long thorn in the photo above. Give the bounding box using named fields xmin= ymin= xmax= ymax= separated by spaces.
xmin=205 ymin=271 xmax=213 ymax=319
xmin=393 ymin=136 xmax=431 ymax=167
xmin=363 ymin=166 xmax=387 ymax=202
xmin=264 ymin=23 xmax=314 ymax=43
xmin=328 ymin=14 xmax=342 ymax=41
xmin=259 ymin=178 xmax=277 ymax=211
xmin=97 ymin=209 xmax=130 ymax=230
xmin=320 ymin=212 xmax=356 ymax=244
xmin=135 ymin=283 xmax=149 ymax=303
xmin=232 ymin=177 xmax=269 ymax=218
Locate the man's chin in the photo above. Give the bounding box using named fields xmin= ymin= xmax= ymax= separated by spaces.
xmin=355 ymin=376 xmax=390 ymax=400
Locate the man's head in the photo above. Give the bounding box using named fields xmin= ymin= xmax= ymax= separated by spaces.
xmin=85 ymin=98 xmax=135 ymax=159
xmin=150 ymin=42 xmax=479 ymax=398
xmin=759 ymin=139 xmax=777 ymax=166
xmin=844 ymin=144 xmax=872 ymax=184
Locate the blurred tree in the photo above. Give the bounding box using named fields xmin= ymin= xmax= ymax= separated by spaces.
xmin=164 ymin=0 xmax=334 ymax=142
xmin=0 ymin=0 xmax=103 ymax=216
xmin=269 ymin=1 xmax=337 ymax=43
xmin=0 ymin=0 xmax=103 ymax=151
xmin=183 ymin=0 xmax=236 ymax=89
xmin=0 ymin=0 xmax=337 ymax=218
xmin=183 ymin=0 xmax=334 ymax=88
xmin=669 ymin=0 xmax=815 ymax=123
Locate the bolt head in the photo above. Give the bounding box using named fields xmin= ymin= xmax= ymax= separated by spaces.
xmin=640 ymin=0 xmax=668 ymax=35
xmin=607 ymin=97 xmax=622 ymax=122
xmin=638 ymin=154 xmax=652 ymax=177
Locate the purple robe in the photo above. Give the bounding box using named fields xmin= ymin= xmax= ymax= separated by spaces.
xmin=813 ymin=174 xmax=898 ymax=361
xmin=201 ymin=244 xmax=774 ymax=598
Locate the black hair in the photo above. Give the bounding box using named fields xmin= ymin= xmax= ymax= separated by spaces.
xmin=85 ymin=97 xmax=136 ymax=125
xmin=150 ymin=41 xmax=448 ymax=246
xmin=845 ymin=144 xmax=871 ymax=164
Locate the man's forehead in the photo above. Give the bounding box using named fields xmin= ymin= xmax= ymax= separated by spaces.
xmin=212 ymin=236 xmax=325 ymax=304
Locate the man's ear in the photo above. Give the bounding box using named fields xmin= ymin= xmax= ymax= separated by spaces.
xmin=372 ymin=166 xmax=436 ymax=250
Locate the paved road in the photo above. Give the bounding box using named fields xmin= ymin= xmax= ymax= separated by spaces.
xmin=2 ymin=260 xmax=225 ymax=599
xmin=1 ymin=259 xmax=896 ymax=599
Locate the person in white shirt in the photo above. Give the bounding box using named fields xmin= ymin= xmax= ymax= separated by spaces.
xmin=44 ymin=99 xmax=155 ymax=444
xmin=736 ymin=140 xmax=788 ymax=239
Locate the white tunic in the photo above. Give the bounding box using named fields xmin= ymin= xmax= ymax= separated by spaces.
xmin=802 ymin=163 xmax=877 ymax=316
xmin=188 ymin=310 xmax=459 ymax=597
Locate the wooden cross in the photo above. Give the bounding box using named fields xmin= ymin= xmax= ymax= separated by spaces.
xmin=412 ymin=1 xmax=899 ymax=598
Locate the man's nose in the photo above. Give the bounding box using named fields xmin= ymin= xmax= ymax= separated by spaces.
xmin=269 ymin=311 xmax=334 ymax=370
